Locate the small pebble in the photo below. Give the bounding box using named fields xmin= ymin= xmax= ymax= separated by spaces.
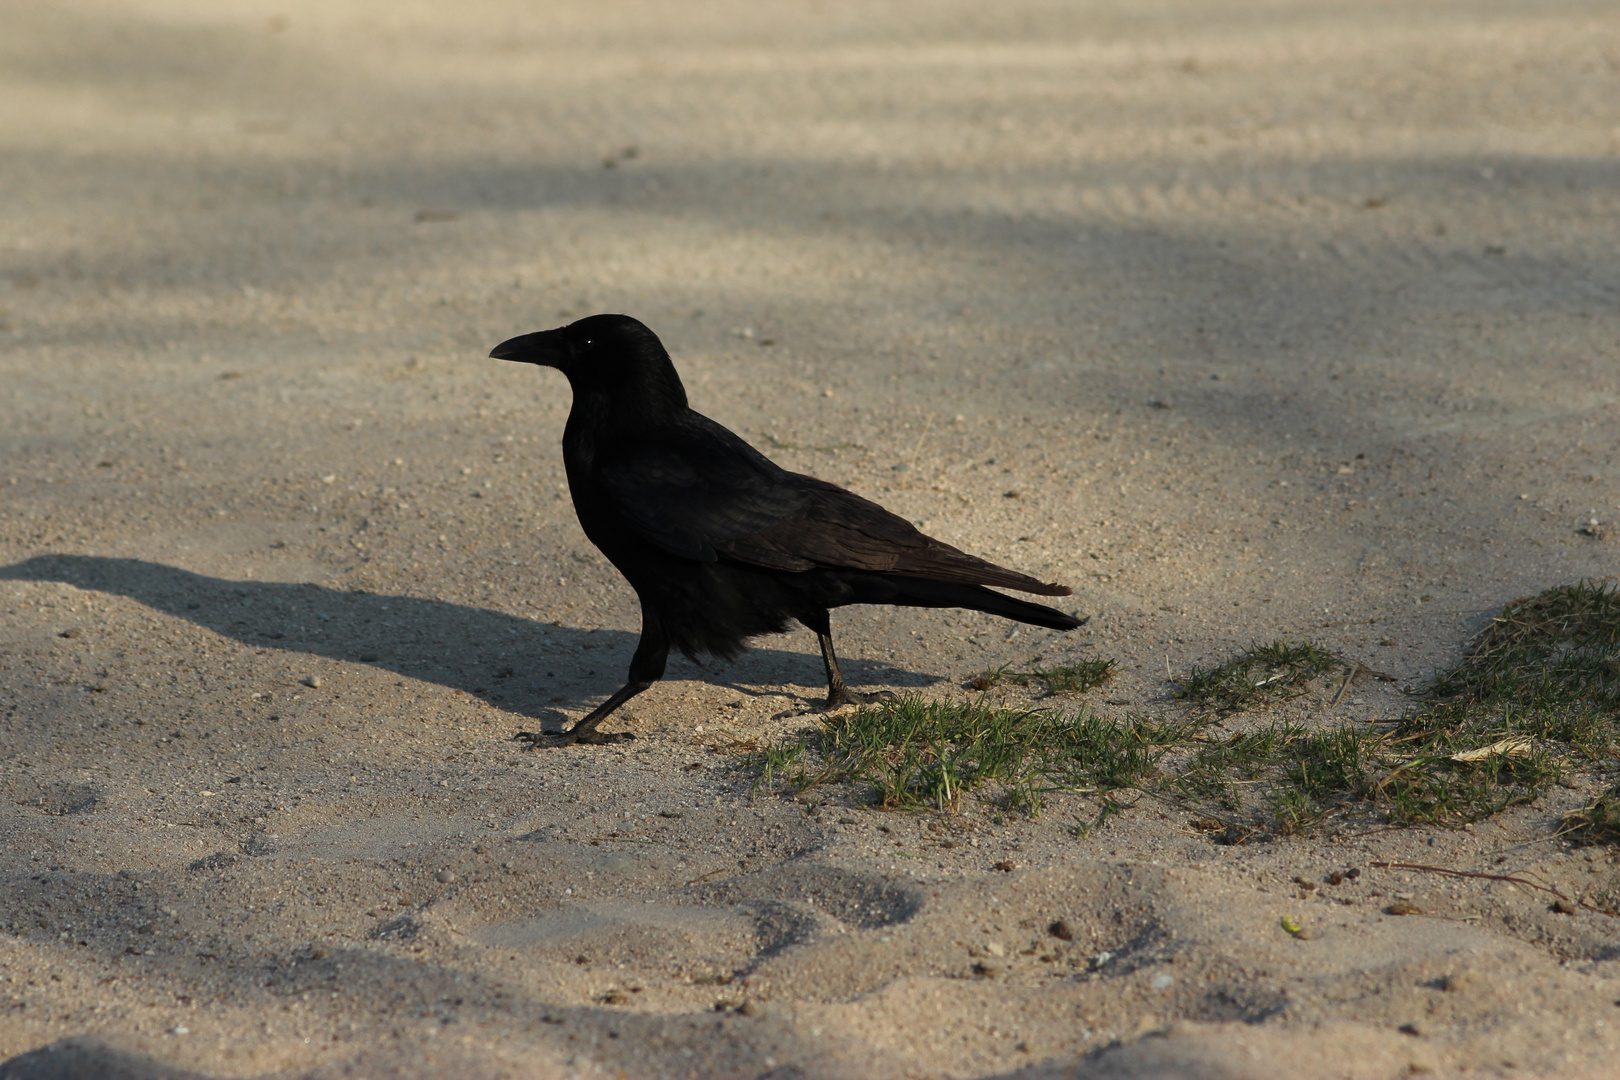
xmin=303 ymin=676 xmax=322 ymax=689
xmin=984 ymin=942 xmax=1005 ymax=958
xmin=1048 ymin=919 xmax=1075 ymax=941
xmin=435 ymin=870 xmax=457 ymax=884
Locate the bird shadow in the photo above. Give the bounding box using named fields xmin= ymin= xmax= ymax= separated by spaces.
xmin=0 ymin=555 xmax=938 ymax=725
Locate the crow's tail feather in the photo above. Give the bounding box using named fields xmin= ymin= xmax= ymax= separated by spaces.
xmin=881 ymin=578 xmax=1084 ymax=631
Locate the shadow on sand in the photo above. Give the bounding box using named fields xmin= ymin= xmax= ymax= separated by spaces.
xmin=0 ymin=555 xmax=938 ymax=728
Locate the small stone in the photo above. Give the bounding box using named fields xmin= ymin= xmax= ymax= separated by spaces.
xmin=1398 ymin=1021 xmax=1425 ymax=1037
xmin=1550 ymin=899 xmax=1577 ymax=915
xmin=1385 ymin=902 xmax=1423 ymax=916
xmin=1048 ymin=919 xmax=1075 ymax=941
xmin=1150 ymin=973 xmax=1175 ymax=990
xmin=992 ymin=860 xmax=1016 ymax=872
xmin=303 ymin=676 xmax=322 ymax=689
xmin=59 ymin=628 xmax=81 ymax=639
xmin=984 ymin=941 xmax=1005 ymax=958
xmin=435 ymin=870 xmax=457 ymax=884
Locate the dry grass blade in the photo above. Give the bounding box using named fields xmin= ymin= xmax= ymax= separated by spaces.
xmin=1329 ymin=660 xmax=1399 ymax=706
xmin=1450 ymin=736 xmax=1534 ymax=763
xmin=1370 ymin=860 xmax=1617 ymax=918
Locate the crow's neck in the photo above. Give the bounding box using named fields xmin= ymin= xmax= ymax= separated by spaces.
xmin=562 ymin=379 xmax=688 ymax=465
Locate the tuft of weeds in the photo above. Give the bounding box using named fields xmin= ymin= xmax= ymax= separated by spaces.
xmin=1175 ymin=640 xmax=1341 ymax=714
xmin=751 ymin=695 xmax=1181 ymax=816
xmin=1038 ymin=659 xmax=1119 ymax=695
xmin=1169 ymin=720 xmax=1385 ymax=834
xmin=1562 ymin=784 xmax=1620 ymax=847
xmin=1378 ymin=579 xmax=1620 ymax=825
xmin=1172 ymin=722 xmax=1304 ymax=809
xmin=1171 ymin=581 xmax=1620 ymax=834
xmin=969 ymin=658 xmax=1117 ymax=696
xmin=1421 ymin=579 xmax=1620 ymax=752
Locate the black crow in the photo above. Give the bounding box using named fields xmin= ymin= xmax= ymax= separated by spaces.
xmin=490 ymin=314 xmax=1081 ymax=747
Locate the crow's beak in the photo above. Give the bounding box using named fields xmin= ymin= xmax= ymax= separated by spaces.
xmin=489 ymin=329 xmax=567 ymax=366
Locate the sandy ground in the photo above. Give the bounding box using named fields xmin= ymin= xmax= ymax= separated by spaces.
xmin=2 ymin=1 xmax=1619 ymax=1077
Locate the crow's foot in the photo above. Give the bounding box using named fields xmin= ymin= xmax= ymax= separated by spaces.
xmin=821 ymin=687 xmax=895 ymax=711
xmin=514 ymin=728 xmax=636 ymax=749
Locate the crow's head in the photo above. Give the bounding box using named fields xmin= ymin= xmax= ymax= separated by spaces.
xmin=491 ymin=314 xmax=688 ymax=414
xmin=482 ymin=314 xmax=680 ymax=411
xmin=489 ymin=314 xmax=659 ymax=372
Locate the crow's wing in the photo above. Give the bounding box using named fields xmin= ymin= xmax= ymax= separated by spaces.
xmin=597 ymin=414 xmax=1069 ymax=596
xmin=745 ymin=478 xmax=1071 ymax=595
xmin=595 ymin=419 xmax=818 ymax=570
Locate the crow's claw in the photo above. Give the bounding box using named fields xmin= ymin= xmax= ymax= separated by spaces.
xmin=821 ymin=687 xmax=895 ymax=711
xmin=513 ymin=729 xmax=636 ymax=750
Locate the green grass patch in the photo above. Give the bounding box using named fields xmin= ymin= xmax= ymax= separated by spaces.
xmin=748 ymin=582 xmax=1620 ymax=841
xmin=753 ymin=694 xmax=1183 ymax=815
xmin=1379 ymin=579 xmax=1620 ymax=827
xmin=1171 ymin=580 xmax=1620 ymax=834
xmin=1174 ymin=640 xmax=1341 ymax=714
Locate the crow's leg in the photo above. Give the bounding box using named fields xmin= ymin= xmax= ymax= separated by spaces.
xmin=516 ymin=609 xmax=668 ymax=749
xmin=803 ymin=610 xmax=892 ymax=710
